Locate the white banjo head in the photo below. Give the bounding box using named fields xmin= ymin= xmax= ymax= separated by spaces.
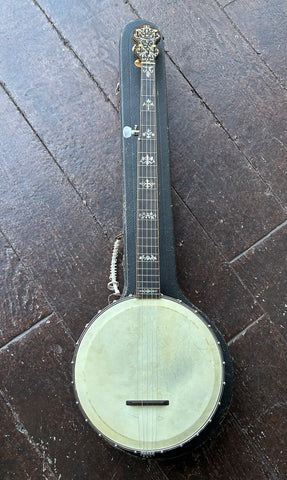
xmin=73 ymin=296 xmax=224 ymax=456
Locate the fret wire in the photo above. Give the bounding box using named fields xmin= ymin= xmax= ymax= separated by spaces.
xmin=137 ymin=278 xmax=161 ymax=280
xmin=137 ymin=280 xmax=161 ymax=283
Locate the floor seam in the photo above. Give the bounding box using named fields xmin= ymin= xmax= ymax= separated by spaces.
xmin=27 ymin=0 xmax=287 ymax=217
xmin=0 ymin=313 xmax=55 ymax=352
xmin=0 ymin=389 xmax=59 ymax=479
xmin=228 ymin=313 xmax=266 ymax=345
xmin=126 ymin=0 xmax=286 ymax=208
xmin=0 ymin=226 xmax=82 ymax=348
xmin=166 ymin=53 xmax=286 ymax=210
xmin=229 ymin=218 xmax=287 ymax=264
xmin=223 ymin=0 xmax=237 ymax=8
xmin=32 ymin=0 xmax=118 ymax=112
xmin=215 ymin=0 xmax=287 ymax=92
xmin=0 ymin=81 xmax=109 ymax=241
xmin=171 ymin=186 xmax=267 ymax=318
xmin=230 ymin=412 xmax=281 ymax=480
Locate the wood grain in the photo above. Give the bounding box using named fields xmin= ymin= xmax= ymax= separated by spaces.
xmin=225 ymin=0 xmax=287 ymax=88
xmin=0 ymin=234 xmax=52 ymax=347
xmin=129 ymin=0 xmax=287 ymax=205
xmin=229 ymin=315 xmax=287 ymax=476
xmin=0 ymin=395 xmax=55 ymax=479
xmin=232 ymin=222 xmax=287 ymax=338
xmin=165 ymin=57 xmax=286 ymax=259
xmin=161 ymin=414 xmax=274 ymax=480
xmin=35 ymin=0 xmax=137 ymax=106
xmin=173 ymin=190 xmax=263 ymax=341
xmin=0 ymin=0 xmax=123 ymax=240
xmin=0 ymin=86 xmax=110 ymax=338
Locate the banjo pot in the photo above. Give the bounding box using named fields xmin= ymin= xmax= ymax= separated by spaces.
xmin=73 ymin=295 xmax=226 ymax=457
xmin=73 ymin=22 xmax=232 ymax=459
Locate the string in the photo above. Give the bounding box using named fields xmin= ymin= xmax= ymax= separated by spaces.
xmin=144 ymin=60 xmax=147 ymax=452
xmin=137 ymin=55 xmax=160 ymax=454
xmin=151 ymin=62 xmax=155 ymax=452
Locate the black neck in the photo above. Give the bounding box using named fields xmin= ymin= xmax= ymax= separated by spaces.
xmin=136 ymin=61 xmax=160 ymax=298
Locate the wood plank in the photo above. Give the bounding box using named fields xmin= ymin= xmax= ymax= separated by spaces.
xmin=0 ymin=395 xmax=55 ymax=479
xmin=173 ymin=190 xmax=263 ymax=341
xmin=217 ymin=0 xmax=233 ymax=7
xmin=166 ymin=57 xmax=286 ymax=259
xmin=229 ymin=315 xmax=287 ymax=476
xmin=128 ymin=0 xmax=287 ymax=205
xmin=0 ymin=315 xmax=167 ymax=480
xmin=232 ymin=222 xmax=287 ymax=339
xmin=0 ymin=234 xmax=52 ymax=347
xmin=35 ymin=0 xmax=136 ymax=106
xmin=0 ymin=87 xmax=110 ymax=339
xmin=225 ymin=0 xmax=287 ymax=88
xmin=0 ymin=316 xmax=120 ymax=479
xmin=20 ymin=0 xmax=286 ymax=260
xmin=0 ymin=0 xmax=123 ymax=240
xmin=161 ymin=414 xmax=275 ymax=480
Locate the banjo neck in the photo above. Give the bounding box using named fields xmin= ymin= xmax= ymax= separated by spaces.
xmin=134 ymin=27 xmax=161 ymax=299
xmin=73 ymin=21 xmax=233 ymax=459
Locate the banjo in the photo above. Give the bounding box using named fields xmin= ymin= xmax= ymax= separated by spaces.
xmin=73 ymin=22 xmax=232 ymax=458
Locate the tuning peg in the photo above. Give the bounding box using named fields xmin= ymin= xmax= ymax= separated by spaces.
xmin=123 ymin=125 xmax=140 ymax=138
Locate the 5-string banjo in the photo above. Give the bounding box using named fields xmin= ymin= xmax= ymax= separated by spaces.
xmin=73 ymin=22 xmax=233 ymax=458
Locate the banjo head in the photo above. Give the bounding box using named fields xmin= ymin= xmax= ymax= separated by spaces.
xmin=73 ymin=296 xmax=227 ymax=457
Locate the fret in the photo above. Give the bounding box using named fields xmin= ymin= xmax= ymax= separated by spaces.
xmin=137 ymin=232 xmax=159 ymax=237
xmin=136 ymin=266 xmax=161 ymax=276
xmin=137 ymin=269 xmax=160 ymax=273
xmin=137 ymin=225 xmax=158 ymax=229
xmin=137 ymin=166 xmax=156 ymax=171
xmin=136 ymin=274 xmax=160 ymax=277
xmin=137 ymin=275 xmax=160 ymax=278
xmin=136 ymin=278 xmax=161 ymax=281
xmin=136 ymin=271 xmax=160 ymax=273
xmin=137 ymin=205 xmax=158 ymax=209
xmin=137 ymin=241 xmax=159 ymax=244
xmin=138 ymin=173 xmax=157 ymax=177
xmin=137 ymin=280 xmax=161 ymax=284
xmin=137 ymin=242 xmax=159 ymax=246
xmin=137 ymin=196 xmax=158 ymax=200
xmin=137 ymin=229 xmax=158 ymax=233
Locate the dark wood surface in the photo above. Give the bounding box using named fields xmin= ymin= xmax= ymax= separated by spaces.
xmin=0 ymin=0 xmax=286 ymax=478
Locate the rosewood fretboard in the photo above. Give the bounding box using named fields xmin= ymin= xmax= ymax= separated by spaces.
xmin=136 ymin=61 xmax=160 ymax=298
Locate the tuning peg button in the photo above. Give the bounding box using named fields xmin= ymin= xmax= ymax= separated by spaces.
xmin=123 ymin=125 xmax=140 ymax=138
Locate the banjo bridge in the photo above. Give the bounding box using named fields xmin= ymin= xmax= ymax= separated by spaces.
xmin=126 ymin=400 xmax=169 ymax=406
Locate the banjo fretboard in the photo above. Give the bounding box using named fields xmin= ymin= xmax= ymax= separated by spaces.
xmin=136 ymin=61 xmax=160 ymax=298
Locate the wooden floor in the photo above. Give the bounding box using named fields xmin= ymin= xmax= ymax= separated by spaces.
xmin=0 ymin=0 xmax=286 ymax=478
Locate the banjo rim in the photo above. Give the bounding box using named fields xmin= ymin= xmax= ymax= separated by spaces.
xmin=72 ymin=295 xmax=233 ymax=458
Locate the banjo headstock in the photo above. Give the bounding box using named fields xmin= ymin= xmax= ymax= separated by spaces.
xmin=132 ymin=24 xmax=161 ymax=63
